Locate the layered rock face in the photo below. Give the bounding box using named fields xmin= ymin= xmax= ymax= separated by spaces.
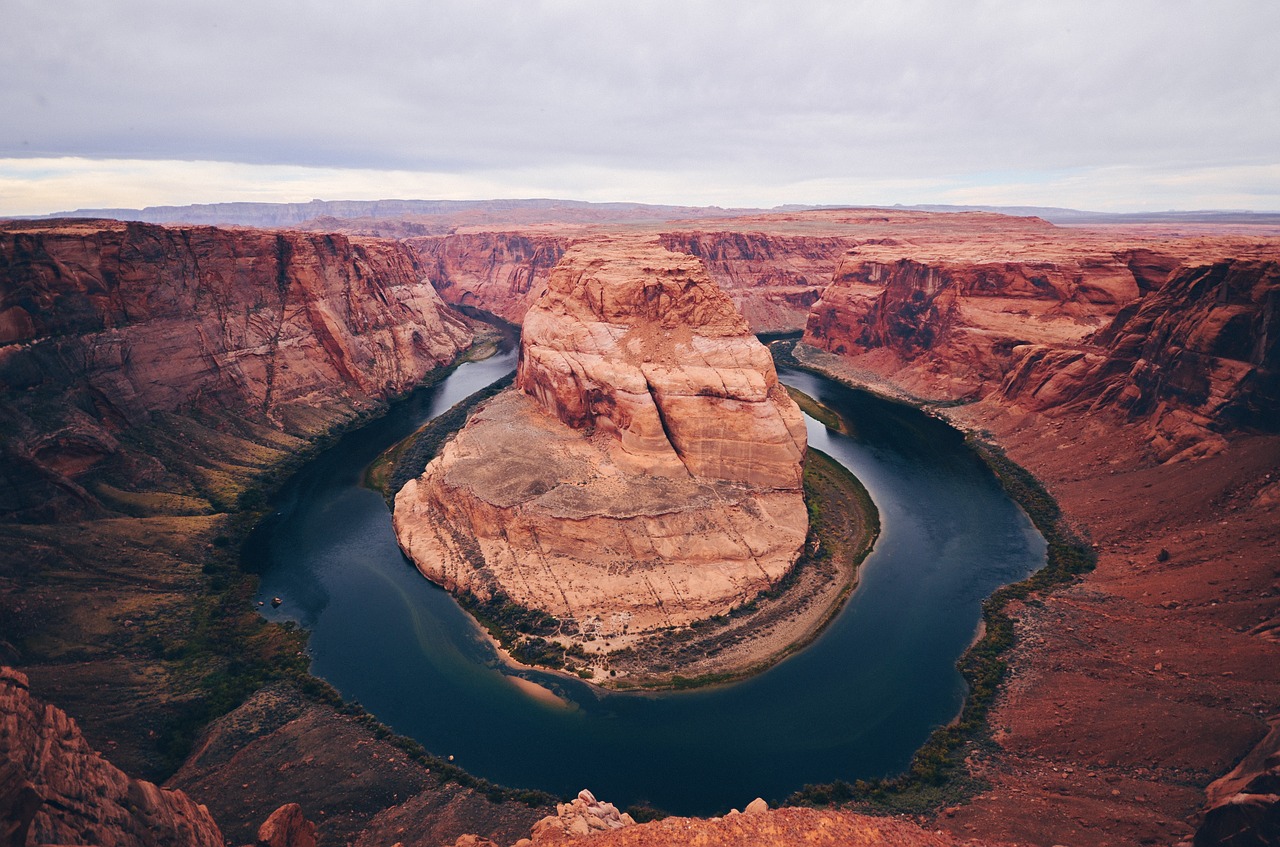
xmin=394 ymin=239 xmax=807 ymax=638
xmin=801 ymin=250 xmax=1159 ymax=400
xmin=997 ymin=260 xmax=1279 ymax=460
xmin=0 ymin=219 xmax=471 ymax=519
xmin=659 ymin=231 xmax=854 ymax=332
xmin=0 ymin=666 xmax=224 ymax=847
xmin=408 ymin=232 xmax=568 ymax=324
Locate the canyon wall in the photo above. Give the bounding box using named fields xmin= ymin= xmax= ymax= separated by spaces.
xmin=997 ymin=259 xmax=1280 ymax=460
xmin=657 ymin=231 xmax=853 ymax=332
xmin=408 ymin=232 xmax=568 ymax=325
xmin=406 ymin=229 xmax=854 ymax=333
xmin=394 ymin=239 xmax=808 ymax=650
xmin=0 ymin=666 xmax=224 ymax=847
xmin=801 ymin=249 xmax=1164 ymax=400
xmin=0 ymin=219 xmax=471 ymax=520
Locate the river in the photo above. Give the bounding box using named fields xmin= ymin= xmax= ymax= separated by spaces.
xmin=246 ymin=339 xmax=1045 ymax=815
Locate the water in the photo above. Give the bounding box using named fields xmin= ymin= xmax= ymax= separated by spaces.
xmin=246 ymin=342 xmax=1045 ymax=815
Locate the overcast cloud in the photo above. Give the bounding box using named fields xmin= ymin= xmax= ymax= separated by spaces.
xmin=2 ymin=0 xmax=1278 ymax=214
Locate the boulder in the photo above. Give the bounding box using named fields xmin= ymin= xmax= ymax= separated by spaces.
xmin=257 ymin=802 xmax=318 ymax=847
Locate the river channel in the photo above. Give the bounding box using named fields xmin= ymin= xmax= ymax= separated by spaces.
xmin=246 ymin=339 xmax=1045 ymax=815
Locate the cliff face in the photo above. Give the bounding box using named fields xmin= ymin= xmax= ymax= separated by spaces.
xmin=407 ymin=229 xmax=850 ymax=333
xmin=658 ymin=231 xmax=853 ymax=332
xmin=0 ymin=219 xmax=471 ymax=520
xmin=394 ymin=239 xmax=807 ymax=648
xmin=407 ymin=232 xmax=568 ymax=324
xmin=0 ymin=666 xmax=224 ymax=847
xmin=998 ymin=259 xmax=1280 ymax=460
xmin=801 ymin=250 xmax=1155 ymax=400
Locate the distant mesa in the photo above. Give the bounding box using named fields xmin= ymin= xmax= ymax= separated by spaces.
xmin=393 ymin=237 xmax=808 ymax=650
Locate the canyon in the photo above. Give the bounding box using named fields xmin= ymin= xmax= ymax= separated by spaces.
xmin=1 ymin=206 xmax=1277 ymax=846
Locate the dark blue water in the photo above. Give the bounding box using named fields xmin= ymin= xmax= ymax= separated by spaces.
xmin=246 ymin=344 xmax=1044 ymax=815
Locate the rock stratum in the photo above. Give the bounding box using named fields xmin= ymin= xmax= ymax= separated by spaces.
xmin=0 ymin=219 xmax=471 ymax=521
xmin=394 ymin=239 xmax=807 ymax=645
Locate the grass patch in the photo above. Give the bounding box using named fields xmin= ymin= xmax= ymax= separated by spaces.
xmin=785 ymin=385 xmax=845 ymax=433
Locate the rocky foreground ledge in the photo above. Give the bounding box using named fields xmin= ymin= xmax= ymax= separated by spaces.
xmin=393 ymin=238 xmax=810 ymax=671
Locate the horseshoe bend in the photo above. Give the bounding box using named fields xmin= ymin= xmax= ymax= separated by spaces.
xmin=391 ymin=238 xmax=837 ymax=684
xmin=1 ymin=206 xmax=1278 ymax=847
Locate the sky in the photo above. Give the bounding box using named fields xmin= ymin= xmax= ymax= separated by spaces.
xmin=2 ymin=0 xmax=1279 ymax=215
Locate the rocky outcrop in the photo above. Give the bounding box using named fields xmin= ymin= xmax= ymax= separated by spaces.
xmin=394 ymin=239 xmax=807 ymax=644
xmin=530 ymin=789 xmax=636 ymax=839
xmin=257 ymin=802 xmax=319 ymax=847
xmin=0 ymin=219 xmax=471 ymax=519
xmin=1195 ymin=716 xmax=1280 ymax=847
xmin=0 ymin=666 xmax=223 ymax=846
xmin=997 ymin=260 xmax=1280 ymax=460
xmin=523 ymin=806 xmax=973 ymax=846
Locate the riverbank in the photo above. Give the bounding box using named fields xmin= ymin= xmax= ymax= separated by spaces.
xmin=779 ymin=340 xmax=1280 ymax=847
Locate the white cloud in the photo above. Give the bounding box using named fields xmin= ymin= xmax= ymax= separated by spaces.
xmin=3 ymin=156 xmax=1277 ymax=216
xmin=2 ymin=1 xmax=1278 ymax=213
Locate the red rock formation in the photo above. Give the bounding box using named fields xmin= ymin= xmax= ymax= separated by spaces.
xmin=257 ymin=802 xmax=318 ymax=847
xmin=998 ymin=260 xmax=1280 ymax=460
xmin=801 ymin=249 xmax=1157 ymax=400
xmin=394 ymin=238 xmax=807 ymax=649
xmin=524 ymin=806 xmax=974 ymax=846
xmin=0 ymin=666 xmax=224 ymax=846
xmin=659 ymin=231 xmax=853 ymax=332
xmin=0 ymin=219 xmax=471 ymax=519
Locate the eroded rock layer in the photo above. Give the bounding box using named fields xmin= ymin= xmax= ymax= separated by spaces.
xmin=394 ymin=239 xmax=807 ymax=637
xmin=997 ymin=259 xmax=1280 ymax=461
xmin=0 ymin=219 xmax=472 ymax=520
xmin=0 ymin=666 xmax=224 ymax=847
xmin=801 ymin=248 xmax=1161 ymax=400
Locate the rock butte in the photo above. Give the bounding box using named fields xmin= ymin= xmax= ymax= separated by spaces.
xmin=393 ymin=238 xmax=807 ymax=640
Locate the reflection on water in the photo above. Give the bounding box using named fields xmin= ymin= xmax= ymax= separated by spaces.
xmin=247 ymin=347 xmax=1045 ymax=815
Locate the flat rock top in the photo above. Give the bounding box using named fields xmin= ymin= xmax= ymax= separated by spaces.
xmin=531 ymin=237 xmax=752 ymax=337
xmin=442 ymin=390 xmax=727 ymax=518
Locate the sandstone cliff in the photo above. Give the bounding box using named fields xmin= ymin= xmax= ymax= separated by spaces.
xmin=408 ymin=232 xmax=568 ymax=325
xmin=997 ymin=259 xmax=1280 ymax=460
xmin=0 ymin=219 xmax=471 ymax=520
xmin=0 ymin=666 xmax=224 ymax=847
xmin=801 ymin=248 xmax=1161 ymax=400
xmin=394 ymin=239 xmax=807 ymax=650
xmin=658 ymin=231 xmax=853 ymax=332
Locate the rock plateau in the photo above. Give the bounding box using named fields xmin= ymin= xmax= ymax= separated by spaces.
xmin=393 ymin=239 xmax=807 ymax=643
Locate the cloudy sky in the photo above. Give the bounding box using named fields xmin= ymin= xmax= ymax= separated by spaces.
xmin=2 ymin=0 xmax=1278 ymax=215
